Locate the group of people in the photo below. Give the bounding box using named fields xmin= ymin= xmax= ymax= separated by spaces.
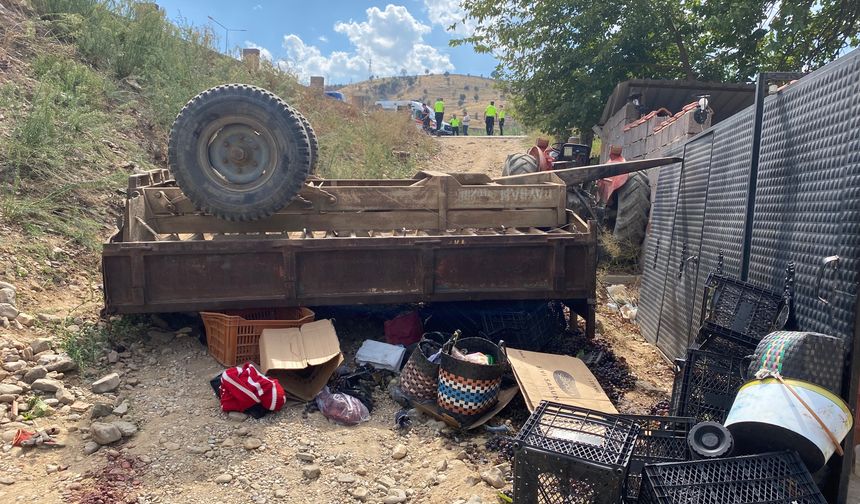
xmin=420 ymin=98 xmax=508 ymax=136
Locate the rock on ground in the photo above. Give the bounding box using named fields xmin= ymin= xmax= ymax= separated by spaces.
xmin=0 ymin=383 xmax=23 ymax=395
xmin=22 ymin=366 xmax=47 ymax=384
xmin=0 ymin=303 xmax=17 ymax=320
xmin=91 ymin=372 xmax=120 ymax=393
xmin=112 ymin=421 xmax=138 ymax=437
xmin=30 ymin=338 xmax=52 ymax=354
xmin=302 ymin=465 xmax=321 ymax=480
xmin=90 ymin=422 xmax=122 ymax=445
xmin=391 ymin=443 xmax=408 ymax=460
xmin=30 ymin=378 xmax=63 ymax=393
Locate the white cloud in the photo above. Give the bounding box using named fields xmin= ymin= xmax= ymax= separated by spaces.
xmin=277 ymin=4 xmax=454 ymax=83
xmin=244 ymin=41 xmax=272 ymax=62
xmin=423 ymin=0 xmax=477 ymax=36
xmin=252 ymin=4 xmax=262 ymax=11
xmin=318 ymin=35 xmax=328 ymax=43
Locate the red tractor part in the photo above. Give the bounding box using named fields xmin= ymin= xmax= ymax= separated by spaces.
xmin=596 ymin=151 xmax=628 ymax=204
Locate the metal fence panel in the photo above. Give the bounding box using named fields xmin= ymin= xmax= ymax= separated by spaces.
xmin=638 ymin=157 xmax=682 ymax=346
xmin=688 ymin=108 xmax=756 ymax=341
xmin=656 ymin=134 xmax=714 ymax=358
xmin=748 ymin=52 xmax=860 ymax=340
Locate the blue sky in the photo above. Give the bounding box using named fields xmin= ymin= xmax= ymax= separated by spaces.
xmin=155 ymin=1 xmax=497 ymax=85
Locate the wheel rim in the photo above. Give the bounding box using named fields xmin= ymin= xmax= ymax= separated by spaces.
xmin=197 ymin=115 xmax=279 ymax=191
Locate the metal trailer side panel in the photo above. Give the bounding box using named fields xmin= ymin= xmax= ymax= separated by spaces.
xmin=102 ymin=231 xmax=596 ymax=314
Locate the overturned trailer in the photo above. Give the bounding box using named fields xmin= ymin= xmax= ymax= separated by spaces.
xmin=101 ymin=83 xmax=677 ymax=338
xmin=102 ymin=159 xmax=677 ymax=338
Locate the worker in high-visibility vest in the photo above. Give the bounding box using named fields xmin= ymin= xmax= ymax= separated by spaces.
xmin=433 ymin=98 xmax=445 ymax=132
xmin=484 ymin=101 xmax=497 ymax=135
xmin=449 ymin=115 xmax=461 ymax=135
xmin=498 ymin=105 xmax=506 ymax=136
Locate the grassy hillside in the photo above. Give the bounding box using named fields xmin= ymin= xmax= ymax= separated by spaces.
xmin=339 ymin=74 xmax=508 ymax=116
xmin=0 ymin=0 xmax=435 ymax=290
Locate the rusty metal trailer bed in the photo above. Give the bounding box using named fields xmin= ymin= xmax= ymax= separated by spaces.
xmin=103 ymin=169 xmax=599 ymax=334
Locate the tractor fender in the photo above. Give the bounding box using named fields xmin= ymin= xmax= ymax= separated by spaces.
xmin=597 ymin=174 xmax=629 ymax=204
xmin=528 ymin=145 xmax=552 ymax=171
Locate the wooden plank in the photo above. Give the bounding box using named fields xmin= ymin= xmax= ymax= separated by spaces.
xmin=447 ymin=209 xmax=562 ymax=229
xmin=150 ymin=212 xmax=440 ymax=234
xmin=144 ymin=185 xmax=438 ymax=214
xmin=124 ymin=195 xmax=156 ymax=242
xmin=149 ymin=207 xmax=564 ymax=234
xmin=447 ymin=184 xmax=564 ymax=210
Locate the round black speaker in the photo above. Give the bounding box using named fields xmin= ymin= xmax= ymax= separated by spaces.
xmin=688 ymin=421 xmax=734 ymax=459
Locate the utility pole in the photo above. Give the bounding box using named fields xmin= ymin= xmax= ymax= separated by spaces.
xmin=208 ymin=15 xmax=246 ymax=56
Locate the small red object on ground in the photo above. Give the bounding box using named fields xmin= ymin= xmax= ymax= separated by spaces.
xmin=384 ymin=312 xmax=423 ymax=346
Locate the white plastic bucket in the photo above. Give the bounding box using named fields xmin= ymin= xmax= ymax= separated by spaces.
xmin=725 ymin=377 xmax=852 ymax=471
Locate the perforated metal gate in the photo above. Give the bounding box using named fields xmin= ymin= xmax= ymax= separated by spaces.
xmin=655 ymin=135 xmax=714 ymax=356
xmin=638 ymin=158 xmax=682 ymax=345
xmin=747 ymin=53 xmax=860 ymax=341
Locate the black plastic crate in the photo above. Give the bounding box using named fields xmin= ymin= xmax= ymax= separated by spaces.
xmin=670 ymin=349 xmax=749 ymax=423
xmin=619 ymin=415 xmax=694 ymax=502
xmin=695 ymin=330 xmax=755 ymax=359
xmin=423 ymin=300 xmax=565 ymax=351
xmin=479 ymin=301 xmax=565 ymax=351
xmin=638 ymin=451 xmax=826 ymax=504
xmin=513 ymin=401 xmax=640 ymax=504
xmin=701 ymin=273 xmax=784 ymax=348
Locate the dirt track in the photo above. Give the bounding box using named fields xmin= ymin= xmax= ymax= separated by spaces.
xmin=427 ymin=136 xmax=530 ymax=176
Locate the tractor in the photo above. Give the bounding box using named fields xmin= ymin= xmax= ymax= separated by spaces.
xmin=502 ymin=139 xmax=650 ymax=248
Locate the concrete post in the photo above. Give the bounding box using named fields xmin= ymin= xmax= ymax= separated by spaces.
xmin=241 ymin=48 xmax=260 ymax=69
xmin=309 ymin=76 xmax=325 ymax=93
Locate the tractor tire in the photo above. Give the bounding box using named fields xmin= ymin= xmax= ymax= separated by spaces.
xmin=501 ymin=153 xmax=539 ymax=176
xmin=612 ymin=172 xmax=651 ymax=246
xmin=296 ymin=111 xmax=319 ymax=174
xmin=168 ymin=84 xmax=311 ymax=222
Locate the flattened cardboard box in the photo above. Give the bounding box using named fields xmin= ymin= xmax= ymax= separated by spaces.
xmin=507 ymin=347 xmax=617 ymax=414
xmin=259 ymin=319 xmax=344 ymax=402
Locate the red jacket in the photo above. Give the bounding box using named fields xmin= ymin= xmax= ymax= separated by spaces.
xmin=219 ymin=363 xmax=286 ymax=412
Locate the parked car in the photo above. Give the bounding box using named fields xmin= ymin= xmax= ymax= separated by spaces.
xmin=324 ymin=91 xmax=346 ymax=102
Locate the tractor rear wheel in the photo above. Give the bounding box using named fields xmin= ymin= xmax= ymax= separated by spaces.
xmin=612 ymin=172 xmax=650 ymax=246
xmin=501 ymin=153 xmax=539 ymax=176
xmin=168 ymin=84 xmax=311 ymax=222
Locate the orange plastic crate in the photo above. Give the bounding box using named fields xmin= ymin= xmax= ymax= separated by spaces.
xmin=201 ymin=307 xmax=315 ymax=367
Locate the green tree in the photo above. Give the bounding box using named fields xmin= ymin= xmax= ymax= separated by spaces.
xmin=455 ymin=0 xmax=860 ymax=139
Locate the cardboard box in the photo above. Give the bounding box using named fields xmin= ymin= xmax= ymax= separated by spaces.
xmin=507 ymin=347 xmax=617 ymax=414
xmin=259 ymin=319 xmax=344 ymax=402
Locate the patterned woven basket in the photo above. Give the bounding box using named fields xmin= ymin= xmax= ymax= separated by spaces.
xmin=437 ymin=336 xmax=506 ymax=426
xmin=400 ymin=334 xmax=446 ymax=402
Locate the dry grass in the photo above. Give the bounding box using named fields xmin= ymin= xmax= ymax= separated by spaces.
xmin=598 ymin=231 xmax=643 ymax=274
xmin=0 ymin=0 xmax=437 ymax=288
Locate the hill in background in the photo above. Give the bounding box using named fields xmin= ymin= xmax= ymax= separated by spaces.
xmin=338 ymin=74 xmax=508 ymax=115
